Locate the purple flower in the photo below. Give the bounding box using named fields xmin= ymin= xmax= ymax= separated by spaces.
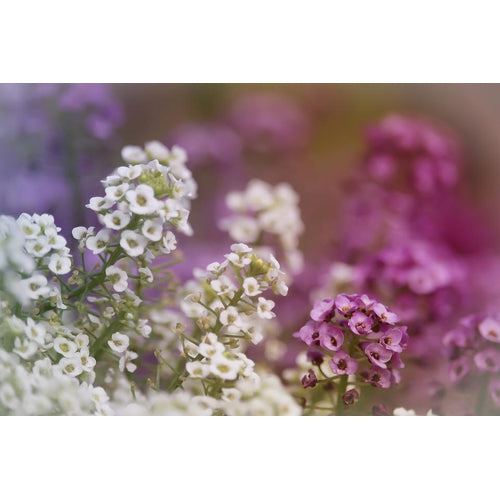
xmin=296 ymin=320 xmax=322 ymax=347
xmin=362 ymin=342 xmax=393 ymax=368
xmin=306 ymin=349 xmax=325 ymax=366
xmin=379 ymin=327 xmax=406 ymax=353
xmin=310 ymin=298 xmax=335 ymax=322
xmin=478 ymin=317 xmax=500 ymax=344
xmin=488 ymin=378 xmax=500 ymax=407
xmin=334 ymin=294 xmax=358 ymax=316
xmin=342 ymin=388 xmax=360 ymax=407
xmin=372 ymin=302 xmax=399 ymax=325
xmin=362 ymin=366 xmax=392 ymax=388
xmin=348 ymin=311 xmax=374 ymax=336
xmin=449 ymin=357 xmax=471 ymax=383
xmin=474 ymin=348 xmax=500 ymax=373
xmin=329 ymin=350 xmax=358 ymax=375
xmin=301 ymin=369 xmax=318 ymax=389
xmin=318 ymin=323 xmax=344 ymax=352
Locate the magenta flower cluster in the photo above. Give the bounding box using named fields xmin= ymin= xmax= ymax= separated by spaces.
xmin=444 ymin=315 xmax=500 ymax=406
xmin=363 ymin=114 xmax=460 ymax=195
xmin=295 ymin=293 xmax=408 ymax=392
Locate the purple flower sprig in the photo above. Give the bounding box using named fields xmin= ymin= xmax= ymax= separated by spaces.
xmin=444 ymin=314 xmax=500 ymax=413
xmin=295 ymin=293 xmax=408 ymax=413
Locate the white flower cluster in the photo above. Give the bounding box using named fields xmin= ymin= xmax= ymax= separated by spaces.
xmin=17 ymin=213 xmax=72 ymax=275
xmin=78 ymin=140 xmax=196 ymax=261
xmin=0 ymin=215 xmax=36 ymax=306
xmin=176 ymin=243 xmax=289 ymax=397
xmin=220 ymin=179 xmax=304 ymax=273
xmin=109 ymin=370 xmax=300 ymax=416
xmin=0 ymin=348 xmax=110 ymax=415
xmin=220 ymin=372 xmax=301 ymax=416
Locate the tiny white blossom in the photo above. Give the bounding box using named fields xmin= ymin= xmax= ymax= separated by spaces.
xmin=53 ymin=337 xmax=78 ymax=358
xmin=105 ymin=265 xmax=129 ymax=292
xmin=86 ymin=229 xmax=111 ymax=254
xmin=145 ymin=140 xmax=170 ymax=160
xmin=24 ymin=318 xmax=46 ymax=345
xmin=48 ymin=253 xmax=72 ymax=275
xmin=117 ymin=164 xmax=143 ymax=180
xmin=119 ymin=350 xmax=138 ymax=373
xmin=160 ymin=231 xmax=177 ymax=253
xmin=126 ymin=184 xmax=159 ymax=215
xmin=105 ymin=183 xmax=130 ymax=201
xmin=186 ymin=361 xmax=210 ymax=378
xmin=108 ymin=332 xmax=130 ymax=354
xmin=256 ymin=297 xmax=275 ymax=319
xmin=102 ymin=210 xmax=131 ymax=230
xmin=59 ymin=357 xmax=83 ymax=377
xmin=141 ymin=219 xmax=163 ymax=241
xmin=86 ymin=196 xmax=114 ymax=212
xmin=120 ymin=230 xmax=148 ymax=257
xmin=121 ymin=145 xmax=148 ymax=164
xmin=138 ymin=267 xmax=153 ymax=283
xmin=209 ymin=355 xmax=241 ymax=380
xmin=243 ymin=277 xmax=261 ymax=296
xmin=25 ymin=236 xmax=51 ymax=257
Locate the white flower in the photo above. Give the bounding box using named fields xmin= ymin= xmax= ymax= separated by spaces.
xmin=145 ymin=140 xmax=170 ymax=160
xmin=59 ymin=357 xmax=83 ymax=377
xmin=17 ymin=216 xmax=40 ymax=239
xmin=393 ymin=407 xmax=417 ymax=416
xmin=230 ymin=243 xmax=252 ymax=253
xmin=13 ymin=337 xmax=38 ymax=359
xmin=186 ymin=361 xmax=210 ymax=378
xmin=226 ymin=216 xmax=260 ymax=243
xmin=120 ymin=230 xmax=148 ymax=257
xmin=53 ymin=337 xmax=78 ymax=358
xmin=160 ymin=231 xmax=177 ymax=253
xmin=183 ymin=341 xmax=199 ymax=358
xmin=226 ymin=192 xmax=246 ymax=212
xmin=75 ymin=333 xmax=90 ymax=348
xmin=48 ymin=253 xmax=72 ymax=275
xmin=141 ymin=219 xmax=163 ymax=241
xmin=23 ymin=275 xmax=50 ymax=300
xmin=105 ymin=265 xmax=128 ymax=292
xmin=198 ymin=341 xmax=225 ymax=358
xmin=137 ymin=319 xmax=151 ymax=338
xmin=209 ymin=355 xmax=241 ymax=380
xmin=25 ymin=235 xmax=50 ymax=257
xmin=92 ymin=387 xmax=110 ymax=406
xmin=210 ymin=276 xmax=236 ymax=296
xmin=119 ymin=350 xmax=138 ymax=373
xmin=219 ymin=306 xmax=242 ymax=333
xmin=86 ymin=229 xmax=111 ymax=254
xmin=121 ymin=145 xmax=148 ymax=164
xmin=24 ymin=318 xmax=46 ymax=345
xmin=86 ymin=196 xmax=114 ymax=212
xmin=105 ymin=183 xmax=130 ymax=201
xmin=243 ymin=277 xmax=261 ymax=296
xmin=77 ymin=347 xmax=96 ymax=372
xmin=244 ymin=179 xmax=275 ymax=211
xmin=126 ymin=184 xmax=159 ymax=215
xmin=102 ymin=210 xmax=131 ymax=230
xmin=256 ymin=297 xmax=275 ymax=319
xmin=138 ymin=267 xmax=153 ymax=283
xmin=225 ymin=252 xmax=251 ymax=268
xmin=108 ymin=332 xmax=130 ymax=354
xmin=72 ymin=226 xmax=94 ymax=241
xmin=117 ymin=164 xmax=143 ymax=180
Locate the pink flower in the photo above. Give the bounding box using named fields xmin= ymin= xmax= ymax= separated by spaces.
xmin=329 ymin=350 xmax=358 ymax=375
